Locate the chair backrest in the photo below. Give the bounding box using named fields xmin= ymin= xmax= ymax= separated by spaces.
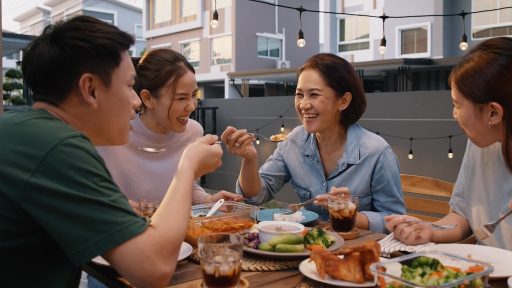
xmin=400 ymin=174 xmax=454 ymax=222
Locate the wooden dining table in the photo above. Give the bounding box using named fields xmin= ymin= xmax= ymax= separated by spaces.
xmin=83 ymin=226 xmax=509 ymax=288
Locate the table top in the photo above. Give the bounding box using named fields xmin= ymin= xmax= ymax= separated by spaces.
xmin=84 ymin=228 xmax=509 ymax=288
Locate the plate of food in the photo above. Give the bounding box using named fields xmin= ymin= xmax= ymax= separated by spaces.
xmin=257 ymin=208 xmax=319 ymax=224
xmin=242 ymin=226 xmax=344 ymax=259
xmin=421 ymin=243 xmax=512 ymax=278
xmin=91 ymin=241 xmax=193 ymax=265
xmin=299 ymin=241 xmax=380 ymax=287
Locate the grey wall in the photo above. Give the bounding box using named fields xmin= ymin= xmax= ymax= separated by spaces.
xmin=200 ymin=90 xmax=466 ymax=202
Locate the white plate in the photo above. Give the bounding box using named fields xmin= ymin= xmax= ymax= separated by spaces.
xmin=298 ymin=256 xmax=377 ymax=287
xmin=92 ymin=241 xmax=193 ymax=266
xmin=422 ymin=244 xmax=512 ymax=278
xmin=243 ymin=231 xmax=344 ymax=259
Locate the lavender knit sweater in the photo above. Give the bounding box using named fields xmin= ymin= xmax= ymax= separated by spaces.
xmin=96 ymin=114 xmax=210 ymax=204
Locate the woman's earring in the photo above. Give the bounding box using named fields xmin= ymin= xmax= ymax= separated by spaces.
xmin=489 ymin=121 xmax=494 ymax=127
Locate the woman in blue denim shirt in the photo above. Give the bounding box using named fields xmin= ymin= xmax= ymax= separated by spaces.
xmin=221 ymin=53 xmax=405 ymax=233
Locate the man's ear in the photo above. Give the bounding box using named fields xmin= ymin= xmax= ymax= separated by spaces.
xmin=77 ymin=73 xmax=99 ymax=108
xmin=139 ymin=89 xmax=154 ymax=109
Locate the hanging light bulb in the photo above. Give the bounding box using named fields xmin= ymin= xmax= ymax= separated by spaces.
xmin=459 ymin=33 xmax=468 ymax=51
xmin=408 ymin=137 xmax=414 ymax=160
xmin=379 ymin=14 xmax=388 ymax=55
xmin=280 ymin=115 xmax=285 ymax=132
xmin=448 ymin=135 xmax=454 ymax=158
xmin=210 ymin=10 xmax=219 ymax=29
xmin=459 ymin=11 xmax=468 ymax=51
xmin=297 ymin=29 xmax=306 ymax=47
xmin=378 ymin=37 xmax=387 ymax=55
xmin=256 ymin=137 xmax=260 ymax=145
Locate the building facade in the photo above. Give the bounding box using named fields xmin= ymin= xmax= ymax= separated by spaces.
xmin=143 ymin=0 xmax=319 ymax=99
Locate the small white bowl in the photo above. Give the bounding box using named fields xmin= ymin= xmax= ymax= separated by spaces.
xmin=257 ymin=221 xmax=305 ymax=244
xmin=507 ymin=276 xmax=512 ymax=288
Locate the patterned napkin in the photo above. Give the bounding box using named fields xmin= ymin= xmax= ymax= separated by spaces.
xmin=379 ymin=233 xmax=434 ymax=257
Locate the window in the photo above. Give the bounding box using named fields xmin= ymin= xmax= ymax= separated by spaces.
xmin=257 ymin=35 xmax=282 ymax=59
xmin=154 ymin=0 xmax=172 ymax=24
xmin=338 ymin=16 xmax=370 ymax=52
xmin=211 ymin=36 xmax=232 ymax=65
xmin=181 ymin=0 xmax=199 ymax=17
xmin=182 ymin=41 xmax=200 ymax=68
xmin=135 ymin=24 xmax=143 ymax=39
xmin=396 ymin=23 xmax=430 ymax=57
xmin=472 ymin=0 xmax=512 ymax=39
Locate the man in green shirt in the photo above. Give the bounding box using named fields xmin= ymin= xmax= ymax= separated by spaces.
xmin=0 ymin=15 xmax=223 ymax=287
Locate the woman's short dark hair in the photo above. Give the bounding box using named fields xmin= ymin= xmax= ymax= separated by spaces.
xmin=449 ymin=37 xmax=512 ymax=172
xmin=298 ymin=53 xmax=367 ymax=128
xmin=134 ymin=48 xmax=195 ymax=108
xmin=22 ymin=15 xmax=134 ymax=105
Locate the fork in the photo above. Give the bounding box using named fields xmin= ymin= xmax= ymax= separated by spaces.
xmin=287 ymin=198 xmax=317 ymax=212
xmin=404 ymin=220 xmax=458 ymax=231
xmin=474 ymin=209 xmax=512 ymax=240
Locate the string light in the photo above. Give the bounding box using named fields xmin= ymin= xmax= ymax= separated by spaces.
xmin=255 ymin=129 xmax=260 ymax=145
xmin=459 ymin=11 xmax=468 ymax=51
xmin=280 ymin=115 xmax=285 ymax=132
xmin=448 ymin=135 xmax=454 ymax=159
xmin=248 ymin=0 xmax=512 ymax=53
xmin=296 ymin=6 xmax=306 ymax=48
xmin=379 ymin=14 xmax=388 ymax=55
xmin=210 ymin=0 xmax=219 ymax=29
xmin=408 ymin=137 xmax=414 ymax=160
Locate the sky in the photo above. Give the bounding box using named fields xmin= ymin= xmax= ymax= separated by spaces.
xmin=2 ymin=0 xmax=143 ymax=32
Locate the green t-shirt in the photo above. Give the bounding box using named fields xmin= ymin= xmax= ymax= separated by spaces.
xmin=0 ymin=109 xmax=148 ymax=287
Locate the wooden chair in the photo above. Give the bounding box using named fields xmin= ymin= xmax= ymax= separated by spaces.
xmin=400 ymin=174 xmax=454 ymax=222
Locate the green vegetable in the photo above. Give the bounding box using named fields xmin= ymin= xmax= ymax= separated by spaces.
xmin=258 ymin=242 xmax=274 ymax=251
xmin=267 ymin=234 xmax=303 ymax=247
xmin=303 ymin=227 xmax=335 ymax=248
xmin=275 ymin=243 xmax=305 ymax=253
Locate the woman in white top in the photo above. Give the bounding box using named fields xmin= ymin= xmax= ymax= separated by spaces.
xmin=385 ymin=37 xmax=512 ymax=251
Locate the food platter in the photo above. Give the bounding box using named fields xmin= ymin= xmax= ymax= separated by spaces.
xmin=243 ymin=230 xmax=343 ymax=259
xmin=256 ymin=208 xmax=319 ymax=224
xmin=91 ymin=241 xmax=193 ymax=266
xmin=421 ymin=243 xmax=512 ymax=278
xmin=298 ymin=256 xmax=376 ymax=287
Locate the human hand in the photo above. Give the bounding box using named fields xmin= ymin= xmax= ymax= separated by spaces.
xmin=205 ymin=190 xmax=245 ymax=203
xmin=314 ymin=186 xmax=351 ymax=208
xmin=180 ymin=134 xmax=223 ymax=179
xmin=128 ymin=199 xmax=143 ymax=216
xmin=384 ymin=215 xmax=433 ymax=245
xmin=221 ymin=126 xmax=257 ymax=160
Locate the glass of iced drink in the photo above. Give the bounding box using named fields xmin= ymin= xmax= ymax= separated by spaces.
xmin=328 ymin=194 xmax=358 ymax=232
xmin=197 ymin=233 xmax=243 ymax=288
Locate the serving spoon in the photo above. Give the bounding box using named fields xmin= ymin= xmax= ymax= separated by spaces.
xmin=205 ymin=199 xmax=225 ymax=217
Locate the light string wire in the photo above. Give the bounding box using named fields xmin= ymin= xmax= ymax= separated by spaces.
xmin=248 ymin=0 xmax=512 ymax=20
xmin=248 ymin=0 xmax=512 ymax=49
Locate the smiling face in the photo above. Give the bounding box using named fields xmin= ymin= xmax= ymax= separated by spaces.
xmin=96 ymin=52 xmax=140 ymax=145
xmin=451 ymin=86 xmax=496 ymax=148
xmin=295 ymin=69 xmax=349 ymax=134
xmin=143 ymin=70 xmax=198 ymax=134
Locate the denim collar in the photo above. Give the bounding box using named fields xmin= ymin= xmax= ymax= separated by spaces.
xmin=294 ymin=124 xmax=362 ymax=165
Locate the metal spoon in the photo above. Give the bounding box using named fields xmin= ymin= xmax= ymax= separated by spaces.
xmin=205 ymin=199 xmax=225 ymax=217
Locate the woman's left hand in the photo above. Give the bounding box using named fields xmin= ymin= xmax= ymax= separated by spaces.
xmin=206 ymin=190 xmax=245 ymax=203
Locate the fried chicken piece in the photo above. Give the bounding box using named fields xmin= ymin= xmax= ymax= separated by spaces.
xmin=337 ymin=240 xmax=381 ymax=280
xmin=309 ymin=249 xmax=366 ymax=283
